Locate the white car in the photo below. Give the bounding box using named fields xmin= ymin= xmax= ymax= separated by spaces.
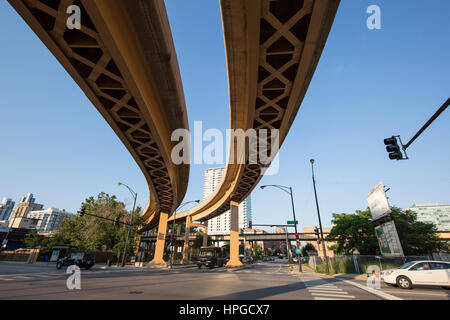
xmin=381 ymin=260 xmax=450 ymax=289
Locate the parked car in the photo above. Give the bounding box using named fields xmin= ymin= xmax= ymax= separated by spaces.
xmin=56 ymin=252 xmax=95 ymax=270
xmin=241 ymin=256 xmax=254 ymax=264
xmin=263 ymin=257 xmax=275 ymax=261
xmin=196 ymin=247 xmax=227 ymax=268
xmin=381 ymin=260 xmax=450 ymax=289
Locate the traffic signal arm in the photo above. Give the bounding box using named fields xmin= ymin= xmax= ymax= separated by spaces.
xmin=78 ymin=210 xmax=132 ymax=226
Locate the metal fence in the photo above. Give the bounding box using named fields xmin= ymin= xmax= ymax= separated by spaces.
xmin=0 ymin=248 xmax=40 ymax=263
xmin=309 ymin=254 xmax=449 ymax=274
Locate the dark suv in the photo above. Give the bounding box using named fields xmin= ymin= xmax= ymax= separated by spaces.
xmin=196 ymin=247 xmax=226 ymax=268
xmin=56 ymin=252 xmax=95 ymax=270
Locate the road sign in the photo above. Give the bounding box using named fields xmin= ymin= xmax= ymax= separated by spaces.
xmin=375 ymin=220 xmax=404 ymax=257
xmin=295 ymin=249 xmax=301 ymax=254
xmin=287 ymin=220 xmax=298 ymax=225
xmin=367 ymin=182 xmax=391 ymax=221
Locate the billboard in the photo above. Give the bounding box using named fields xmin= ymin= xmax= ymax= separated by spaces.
xmin=374 ymin=220 xmax=404 ymax=257
xmin=367 ymin=182 xmax=391 ymax=220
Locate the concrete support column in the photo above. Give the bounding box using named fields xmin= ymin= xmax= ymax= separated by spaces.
xmin=182 ymin=215 xmax=192 ymax=264
xmin=149 ymin=212 xmax=169 ymax=266
xmin=202 ymin=223 xmax=208 ymax=247
xmin=176 ymin=224 xmax=182 ymax=236
xmin=226 ymin=201 xmax=243 ymax=268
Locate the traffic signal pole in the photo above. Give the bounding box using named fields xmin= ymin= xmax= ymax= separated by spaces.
xmin=121 ymin=193 xmax=137 ymax=267
xmin=385 ymin=97 xmax=450 ymax=160
xmin=260 ymin=185 xmax=302 ymax=272
xmin=310 ymin=160 xmax=330 ymax=275
xmin=289 ymin=187 xmax=302 ymax=272
xmin=78 ymin=209 xmax=131 ymax=226
xmin=403 ymin=97 xmax=450 ymax=150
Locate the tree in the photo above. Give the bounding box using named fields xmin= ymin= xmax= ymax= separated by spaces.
xmin=24 ymin=230 xmax=42 ymax=249
xmin=252 ymin=244 xmax=263 ymax=258
xmin=394 ymin=209 xmax=448 ymax=255
xmin=192 ymin=231 xmax=211 ymax=248
xmin=327 ymin=209 xmax=378 ymax=255
xmin=327 ymin=207 xmax=449 ymax=255
xmin=24 ymin=192 xmax=143 ymax=259
xmin=301 ymin=243 xmax=317 ymax=256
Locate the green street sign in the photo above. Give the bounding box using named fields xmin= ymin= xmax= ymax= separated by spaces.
xmin=287 ymin=220 xmax=298 ymax=225
xmin=296 ymin=249 xmax=301 ymax=254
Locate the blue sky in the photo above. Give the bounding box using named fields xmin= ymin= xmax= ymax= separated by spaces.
xmin=0 ymin=1 xmax=449 ymax=231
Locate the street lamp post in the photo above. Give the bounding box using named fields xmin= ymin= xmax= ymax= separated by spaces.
xmin=169 ymin=200 xmax=200 ymax=268
xmin=118 ymin=182 xmax=137 ymax=267
xmin=260 ymin=184 xmax=302 ymax=272
xmin=310 ymin=159 xmax=330 ymax=275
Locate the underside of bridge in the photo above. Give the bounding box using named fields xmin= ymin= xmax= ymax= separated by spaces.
xmin=169 ymin=0 xmax=340 ymax=266
xmin=10 ymin=0 xmax=341 ymax=267
xmin=8 ymin=0 xmax=190 ymax=237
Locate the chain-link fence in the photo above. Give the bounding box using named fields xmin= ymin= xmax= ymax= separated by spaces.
xmin=309 ymin=254 xmax=448 ymax=274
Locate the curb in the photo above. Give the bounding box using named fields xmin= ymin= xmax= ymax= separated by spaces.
xmin=226 ymin=264 xmax=254 ymax=272
xmin=168 ymin=264 xmax=197 ymax=269
xmin=319 ymin=274 xmax=368 ymax=280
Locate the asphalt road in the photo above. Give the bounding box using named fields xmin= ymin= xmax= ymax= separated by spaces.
xmin=0 ymin=261 xmax=447 ymax=300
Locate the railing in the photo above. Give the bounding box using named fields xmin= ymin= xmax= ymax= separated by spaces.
xmin=308 ymin=254 xmax=449 ymax=274
xmin=0 ymin=249 xmax=39 ymax=262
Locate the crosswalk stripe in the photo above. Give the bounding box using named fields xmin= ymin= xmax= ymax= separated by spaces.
xmin=309 ymin=290 xmax=349 ymax=294
xmin=305 ymin=284 xmax=336 ymax=287
xmin=314 ymin=297 xmax=354 ymax=300
xmin=0 ymin=278 xmax=15 ymax=281
xmin=311 ymin=293 xmax=356 ymax=298
xmin=307 ymin=287 xmax=342 ymax=291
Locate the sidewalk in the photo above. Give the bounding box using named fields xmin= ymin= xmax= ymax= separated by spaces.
xmin=287 ymin=264 xmax=369 ymax=280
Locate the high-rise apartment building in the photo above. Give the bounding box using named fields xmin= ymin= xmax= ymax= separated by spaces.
xmin=8 ymin=193 xmax=44 ymax=226
xmin=0 ymin=198 xmax=15 ymax=221
xmin=204 ymin=167 xmax=252 ymax=235
xmin=27 ymin=208 xmax=73 ymax=232
xmin=405 ymin=203 xmax=450 ymax=231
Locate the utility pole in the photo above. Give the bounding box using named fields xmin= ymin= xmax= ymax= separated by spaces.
xmin=260 ymin=184 xmax=302 ymax=272
xmin=310 ymin=159 xmax=330 ymax=275
xmin=118 ymin=182 xmax=138 ymax=267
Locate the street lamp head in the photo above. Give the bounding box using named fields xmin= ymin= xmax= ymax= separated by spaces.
xmin=310 ymin=159 xmax=315 ymax=165
xmin=260 ymin=185 xmax=266 ymax=189
xmin=195 ymin=200 xmax=200 ymax=203
xmin=118 ymin=182 xmax=122 ymax=186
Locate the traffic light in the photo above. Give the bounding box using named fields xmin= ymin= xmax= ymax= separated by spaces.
xmin=249 ymin=220 xmax=252 ymax=229
xmin=384 ymin=136 xmax=403 ymax=160
xmin=170 ymin=234 xmax=176 ymax=246
xmin=114 ymin=217 xmax=119 ymax=227
xmin=79 ymin=207 xmax=86 ymax=217
xmin=314 ymin=226 xmax=320 ymax=239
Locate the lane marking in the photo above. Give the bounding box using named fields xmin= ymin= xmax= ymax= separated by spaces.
xmin=342 ymin=279 xmax=403 ymax=300
xmin=308 ymin=288 xmax=347 ymax=292
xmin=314 ymin=297 xmax=354 ymax=300
xmin=305 ymin=284 xmax=336 ymax=287
xmin=379 ymin=290 xmax=449 ymax=297
xmin=311 ymin=293 xmax=356 ymax=298
xmin=309 ymin=290 xmax=349 ymax=295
